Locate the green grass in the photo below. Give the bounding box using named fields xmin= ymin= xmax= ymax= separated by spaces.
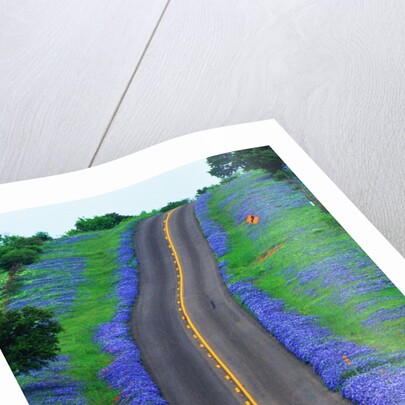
xmin=3 ymin=209 xmax=161 ymax=403
xmin=207 ymin=171 xmax=405 ymax=353
xmin=55 ymin=225 xmax=124 ymax=403
xmin=0 ymin=270 xmax=8 ymax=307
xmin=9 ymin=219 xmax=137 ymax=403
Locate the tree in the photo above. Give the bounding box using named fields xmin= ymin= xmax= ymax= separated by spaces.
xmin=0 ymin=235 xmax=46 ymax=273
xmin=0 ymin=306 xmax=63 ymax=374
xmin=160 ymin=199 xmax=191 ymax=213
xmin=195 ymin=187 xmax=209 ymax=197
xmin=67 ymin=212 xmax=131 ymax=235
xmin=9 ymin=237 xmax=43 ymax=253
xmin=234 ymin=146 xmax=285 ymax=174
xmin=207 ymin=146 xmax=285 ymax=179
xmin=0 ymin=248 xmax=38 ymax=271
xmin=206 ymin=152 xmax=242 ymax=178
xmin=0 ymin=235 xmax=19 ymax=247
xmin=34 ymin=232 xmax=52 ymax=242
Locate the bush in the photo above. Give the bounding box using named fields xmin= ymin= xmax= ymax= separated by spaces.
xmin=207 ymin=146 xmax=285 ymax=178
xmin=160 ymin=199 xmax=190 ymax=213
xmin=66 ymin=213 xmax=131 ymax=235
xmin=0 ymin=248 xmax=39 ymax=271
xmin=33 ymin=232 xmax=52 ymax=242
xmin=273 ymin=170 xmax=289 ymax=181
xmin=0 ymin=235 xmax=47 ymax=272
xmin=0 ymin=306 xmax=63 ymax=374
xmin=195 ymin=187 xmax=209 ymax=198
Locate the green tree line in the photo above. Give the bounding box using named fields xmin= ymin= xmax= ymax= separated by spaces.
xmin=207 ymin=146 xmax=285 ymax=179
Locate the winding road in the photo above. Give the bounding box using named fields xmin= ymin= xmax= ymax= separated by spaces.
xmin=132 ymin=203 xmax=347 ymax=405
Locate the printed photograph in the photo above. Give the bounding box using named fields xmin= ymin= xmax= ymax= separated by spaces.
xmin=0 ymin=146 xmax=404 ymax=405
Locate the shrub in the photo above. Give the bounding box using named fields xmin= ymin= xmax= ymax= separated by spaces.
xmin=67 ymin=213 xmax=132 ymax=235
xmin=0 ymin=248 xmax=38 ymax=271
xmin=33 ymin=232 xmax=52 ymax=242
xmin=160 ymin=199 xmax=190 ymax=213
xmin=0 ymin=306 xmax=62 ymax=374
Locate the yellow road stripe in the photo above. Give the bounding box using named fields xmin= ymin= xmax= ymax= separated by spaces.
xmin=164 ymin=209 xmax=259 ymax=405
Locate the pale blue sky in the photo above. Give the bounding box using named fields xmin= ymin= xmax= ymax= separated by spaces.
xmin=0 ymin=159 xmax=219 ymax=237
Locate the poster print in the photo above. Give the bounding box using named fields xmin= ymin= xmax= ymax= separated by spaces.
xmin=0 ymin=129 xmax=404 ymax=404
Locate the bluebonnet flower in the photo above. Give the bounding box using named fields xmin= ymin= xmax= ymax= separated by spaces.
xmin=363 ymin=305 xmax=405 ymax=327
xmin=9 ymin=239 xmax=89 ymax=403
xmin=341 ymin=365 xmax=405 ymax=404
xmin=18 ymin=353 xmax=86 ymax=404
xmin=194 ymin=180 xmax=405 ymax=403
xmin=195 ymin=193 xmax=229 ymax=256
xmin=8 ymin=257 xmax=86 ymax=316
xmin=95 ymin=221 xmax=167 ymax=404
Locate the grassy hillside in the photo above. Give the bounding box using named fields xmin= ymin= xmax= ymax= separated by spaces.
xmin=195 ymin=170 xmax=405 ymax=405
xmin=2 ymin=214 xmax=166 ymax=404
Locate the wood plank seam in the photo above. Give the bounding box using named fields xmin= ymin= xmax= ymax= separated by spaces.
xmin=88 ymin=0 xmax=172 ymax=167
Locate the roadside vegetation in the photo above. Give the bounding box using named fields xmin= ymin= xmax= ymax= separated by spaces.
xmin=65 ymin=212 xmax=132 ymax=236
xmin=6 ymin=144 xmax=403 ymax=404
xmin=0 ymin=210 xmax=168 ymax=404
xmin=0 ymin=306 xmax=62 ymax=375
xmin=195 ymin=157 xmax=405 ymax=404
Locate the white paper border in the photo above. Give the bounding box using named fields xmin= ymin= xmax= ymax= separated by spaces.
xmin=0 ymin=350 xmax=28 ymax=404
xmin=0 ymin=119 xmax=404 ymax=402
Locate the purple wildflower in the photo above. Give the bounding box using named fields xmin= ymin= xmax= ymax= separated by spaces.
xmin=363 ymin=305 xmax=405 ymax=327
xmin=95 ymin=221 xmax=167 ymax=404
xmin=10 ymin=241 xmax=88 ymax=403
xmin=194 ymin=186 xmax=405 ymax=403
xmin=18 ymin=356 xmax=86 ymax=404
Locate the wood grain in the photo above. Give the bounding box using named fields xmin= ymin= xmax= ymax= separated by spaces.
xmin=93 ymin=0 xmax=405 ymax=255
xmin=1 ymin=0 xmax=405 ymax=257
xmin=0 ymin=0 xmax=168 ymax=182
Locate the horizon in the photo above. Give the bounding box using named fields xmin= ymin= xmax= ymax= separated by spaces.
xmin=0 ymin=159 xmax=220 ymax=238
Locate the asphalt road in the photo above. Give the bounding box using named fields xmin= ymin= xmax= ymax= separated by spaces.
xmin=132 ymin=203 xmax=347 ymax=405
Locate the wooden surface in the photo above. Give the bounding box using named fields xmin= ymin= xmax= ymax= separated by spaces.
xmin=0 ymin=0 xmax=168 ymax=180
xmin=1 ymin=1 xmax=405 ymax=257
